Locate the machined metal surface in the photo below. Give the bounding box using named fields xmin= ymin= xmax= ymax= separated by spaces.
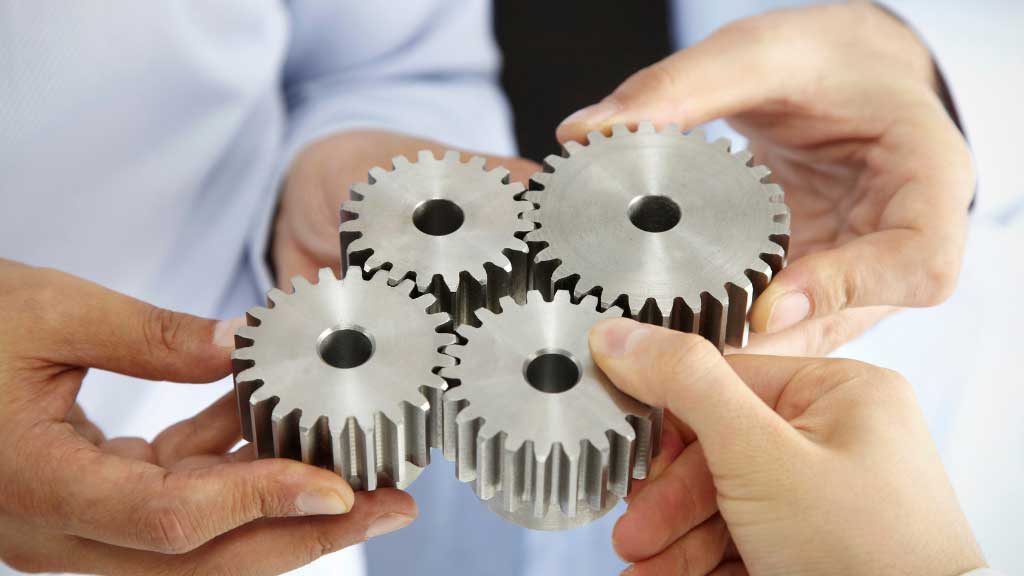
xmin=232 ymin=268 xmax=454 ymax=491
xmin=441 ymin=291 xmax=661 ymax=530
xmin=341 ymin=150 xmax=535 ymax=326
xmin=523 ymin=123 xmax=790 ymax=349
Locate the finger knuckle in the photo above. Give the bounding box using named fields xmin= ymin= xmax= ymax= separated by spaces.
xmin=659 ymin=333 xmax=719 ymax=379
xmin=140 ymin=502 xmax=203 ymax=554
xmin=143 ymin=306 xmax=186 ymax=356
xmin=618 ymin=62 xmax=678 ymax=102
xmin=919 ymin=250 xmax=961 ymax=305
xmin=2 ymin=549 xmax=51 ymax=574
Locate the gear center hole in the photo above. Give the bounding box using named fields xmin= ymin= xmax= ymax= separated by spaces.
xmin=524 ymin=350 xmax=581 ymax=394
xmin=628 ymin=195 xmax=681 ymax=233
xmin=413 ymin=198 xmax=465 ymax=236
xmin=317 ymin=326 xmax=375 ymax=369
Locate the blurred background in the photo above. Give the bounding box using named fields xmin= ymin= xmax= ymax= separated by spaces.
xmin=495 ymin=0 xmax=1023 ymax=571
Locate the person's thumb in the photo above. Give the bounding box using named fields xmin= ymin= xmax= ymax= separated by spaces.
xmin=589 ymin=317 xmax=796 ymax=474
xmin=556 ymin=23 xmax=780 ymax=143
xmin=26 ymin=267 xmax=241 ymax=382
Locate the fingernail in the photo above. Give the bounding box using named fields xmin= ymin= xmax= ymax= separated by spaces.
xmin=560 ymin=100 xmax=621 ymax=129
xmin=213 ymin=317 xmax=247 ymax=349
xmin=766 ymin=292 xmax=811 ymax=333
xmin=366 ymin=513 xmax=414 ymax=539
xmin=295 ymin=489 xmax=351 ymax=515
xmin=591 ymin=318 xmax=651 ymax=358
xmin=620 ymin=566 xmax=637 ymax=576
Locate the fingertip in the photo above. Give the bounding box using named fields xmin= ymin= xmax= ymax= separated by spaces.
xmin=589 ymin=317 xmax=649 ymax=360
xmin=611 ymin=512 xmax=645 ymax=563
xmin=751 ymin=281 xmax=812 ymax=334
xmin=557 ymin=100 xmax=621 ymax=143
xmin=213 ymin=317 xmax=247 ymax=349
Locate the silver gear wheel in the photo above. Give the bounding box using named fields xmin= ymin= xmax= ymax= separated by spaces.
xmin=523 ymin=123 xmax=790 ymax=350
xmin=440 ymin=290 xmax=661 ymax=530
xmin=232 ymin=268 xmax=455 ymax=491
xmin=341 ymin=150 xmax=535 ymax=326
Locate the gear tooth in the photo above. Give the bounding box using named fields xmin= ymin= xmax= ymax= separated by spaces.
xmin=636 ymin=120 xmax=655 ymax=134
xmin=368 ymin=166 xmax=388 ymax=183
xmin=343 ymin=236 xmax=368 ymax=256
xmin=338 ymin=217 xmax=363 ymax=233
xmin=249 ymin=393 xmax=278 ymax=459
xmin=607 ymin=428 xmax=634 ymax=498
xmin=233 ymin=365 xmax=260 ymax=384
xmin=234 ymin=326 xmax=260 ymax=343
xmin=765 ymin=183 xmax=785 ymax=203
xmin=543 ymin=154 xmax=565 ymax=170
xmin=660 ymin=122 xmax=682 ymax=135
xmin=579 ymin=292 xmax=603 ymax=311
xmin=290 ymin=275 xmax=313 ymax=293
xmin=452 ymin=407 xmax=482 ymax=479
xmin=581 ymin=438 xmax=612 ymax=513
xmin=712 ymin=137 xmax=732 ymax=151
xmin=610 ymin=124 xmax=631 ymax=137
xmin=556 ymin=443 xmax=581 ymax=518
xmin=488 ymin=165 xmax=511 ymax=182
xmin=585 ymin=130 xmax=606 ymax=145
xmin=349 ymin=182 xmax=369 ymax=200
xmin=688 ymin=127 xmax=708 ymax=141
xmin=528 ymin=173 xmax=550 ymax=189
xmin=298 ymin=414 xmax=328 ymax=467
xmin=417 ymin=149 xmax=437 ymax=163
xmin=318 ymin=267 xmax=337 ymax=284
xmin=521 ymin=190 xmax=543 ymax=205
xmin=725 ymin=278 xmax=755 ymax=349
xmin=733 ymin=149 xmax=754 ymax=165
xmin=245 ymin=306 xmax=271 ymax=322
xmin=474 ymin=428 xmax=504 ymax=501
xmin=516 ymin=218 xmax=537 ymax=234
xmin=392 ymin=154 xmax=412 ymax=169
xmin=443 ymin=150 xmax=461 ymax=163
xmin=362 ymin=252 xmax=389 ymax=274
xmin=751 ymin=164 xmax=771 ymax=181
xmin=552 ymin=289 xmax=573 ymax=304
xmin=265 ymin=287 xmax=289 ymax=306
xmin=562 ymin=140 xmax=585 ymax=155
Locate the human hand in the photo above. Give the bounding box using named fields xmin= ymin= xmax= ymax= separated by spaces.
xmin=0 ymin=260 xmax=415 ymax=575
xmin=560 ymin=3 xmax=974 ymax=356
xmin=273 ymin=130 xmax=541 ymax=284
xmin=589 ymin=317 xmax=985 ymax=576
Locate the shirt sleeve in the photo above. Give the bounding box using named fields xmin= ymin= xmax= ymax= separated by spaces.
xmin=248 ymin=0 xmax=516 ymax=293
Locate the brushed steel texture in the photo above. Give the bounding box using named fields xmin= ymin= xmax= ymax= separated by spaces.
xmin=341 ymin=150 xmax=535 ymax=326
xmin=523 ymin=122 xmax=790 ymax=349
xmin=441 ymin=290 xmax=661 ymax=530
xmin=232 ymin=268 xmax=454 ymax=491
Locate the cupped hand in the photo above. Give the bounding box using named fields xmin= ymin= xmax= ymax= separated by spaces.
xmin=0 ymin=260 xmax=415 ymax=575
xmin=274 ymin=130 xmax=540 ymax=284
xmin=589 ymin=317 xmax=985 ymax=576
xmin=560 ymin=3 xmax=974 ymax=356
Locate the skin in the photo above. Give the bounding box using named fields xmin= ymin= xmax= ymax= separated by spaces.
xmin=0 ymin=259 xmax=416 ymax=575
xmin=558 ymin=2 xmax=975 ymax=357
xmin=590 ymin=317 xmax=986 ymax=576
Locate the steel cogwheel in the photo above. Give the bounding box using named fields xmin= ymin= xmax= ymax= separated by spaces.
xmin=522 ymin=122 xmax=790 ymax=350
xmin=340 ymin=149 xmax=536 ymax=326
xmin=232 ymin=268 xmax=456 ymax=491
xmin=440 ymin=290 xmax=661 ymax=530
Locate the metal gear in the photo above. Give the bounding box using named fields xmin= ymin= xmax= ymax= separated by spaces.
xmin=523 ymin=123 xmax=790 ymax=350
xmin=440 ymin=290 xmax=661 ymax=530
xmin=341 ymin=149 xmax=535 ymax=326
xmin=232 ymin=268 xmax=455 ymax=491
